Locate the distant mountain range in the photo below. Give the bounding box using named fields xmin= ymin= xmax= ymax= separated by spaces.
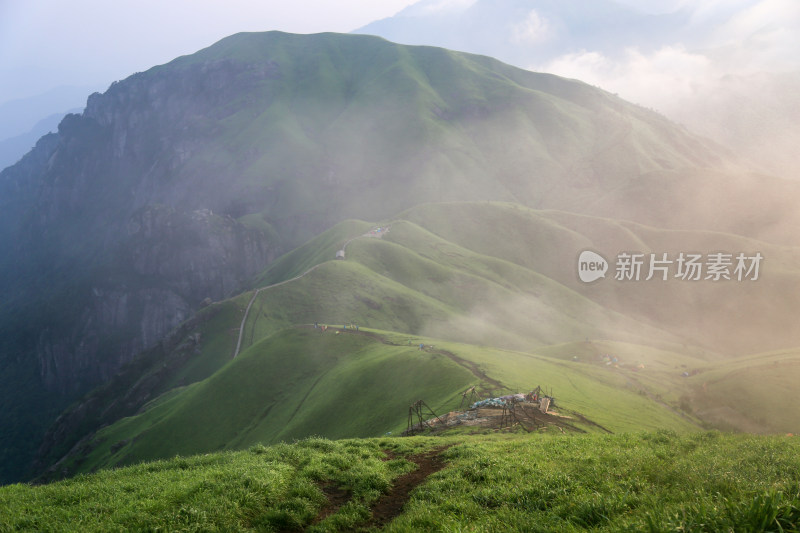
xmin=0 ymin=86 xmax=95 ymax=170
xmin=2 ymin=31 xmax=798 ymax=484
xmin=0 ymin=109 xmax=81 ymax=171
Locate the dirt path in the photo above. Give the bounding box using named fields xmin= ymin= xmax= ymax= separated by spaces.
xmin=233 ymin=265 xmax=321 ymax=358
xmin=303 ymin=446 xmax=452 ymax=531
xmin=366 ymin=446 xmax=451 ymax=529
xmin=233 ymin=227 xmax=390 ymax=358
xmin=434 ymin=348 xmax=506 ymax=394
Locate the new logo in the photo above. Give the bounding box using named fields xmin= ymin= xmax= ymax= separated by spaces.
xmin=578 ymin=250 xmax=608 ymax=283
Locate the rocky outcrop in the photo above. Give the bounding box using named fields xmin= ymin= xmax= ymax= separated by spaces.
xmin=0 ymin=49 xmax=290 ymax=482
xmin=33 ymin=205 xmax=274 ymax=393
xmin=0 ymin=58 xmax=281 ymax=398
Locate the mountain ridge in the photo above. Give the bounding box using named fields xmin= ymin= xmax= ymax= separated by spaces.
xmin=33 ymin=202 xmax=800 ymax=481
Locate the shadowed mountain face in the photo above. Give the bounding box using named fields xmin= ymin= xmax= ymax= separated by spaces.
xmin=0 ymin=30 xmax=798 ymax=483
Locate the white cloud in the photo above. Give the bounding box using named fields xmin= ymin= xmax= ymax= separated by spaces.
xmin=684 ymin=0 xmax=754 ymax=22
xmin=707 ymin=0 xmax=800 ymax=72
xmin=539 ymin=0 xmax=800 ymax=109
xmin=542 ymin=45 xmax=714 ymax=109
xmin=537 ymin=4 xmax=800 ymax=179
xmin=510 ymin=10 xmax=553 ymax=45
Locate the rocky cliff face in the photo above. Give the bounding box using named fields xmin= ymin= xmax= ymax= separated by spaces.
xmin=30 ymin=205 xmax=274 ymax=393
xmin=0 ymin=61 xmax=281 ymax=398
xmin=0 ymin=54 xmax=283 ymax=483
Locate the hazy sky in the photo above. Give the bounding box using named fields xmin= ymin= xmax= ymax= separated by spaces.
xmin=1 ymin=0 xmax=797 ymax=111
xmin=0 ymin=0 xmax=765 ymax=104
xmin=0 ymin=0 xmax=417 ymax=103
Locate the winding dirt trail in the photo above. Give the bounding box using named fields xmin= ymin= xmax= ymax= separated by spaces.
xmin=366 ymin=446 xmax=451 ymax=529
xmin=232 ymin=263 xmax=323 ymax=357
xmin=232 ymin=226 xmax=390 ymax=358
xmin=305 ymin=446 xmax=453 ymax=531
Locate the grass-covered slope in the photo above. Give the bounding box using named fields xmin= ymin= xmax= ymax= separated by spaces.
xmin=62 ymin=328 xmax=473 ymax=473
xmin=683 ymin=347 xmax=800 ymax=434
xmin=36 ymin=201 xmax=800 ymax=480
xmin=244 ymin=201 xmax=800 ymax=357
xmin=239 ymin=211 xmax=690 ymax=356
xmin=5 ymin=433 xmax=800 ymax=532
xmin=399 ymin=202 xmax=800 ymax=356
xmin=55 ymin=326 xmax=700 ymax=477
xmin=253 ymin=219 xmax=374 ymax=286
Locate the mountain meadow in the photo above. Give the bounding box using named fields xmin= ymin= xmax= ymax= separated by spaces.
xmin=1 ymin=31 xmax=799 ymax=531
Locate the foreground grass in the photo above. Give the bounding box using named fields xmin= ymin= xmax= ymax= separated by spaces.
xmin=0 ymin=437 xmax=433 ymax=532
xmin=393 ymin=431 xmax=800 ymax=532
xmin=2 ymin=432 xmax=800 ymax=532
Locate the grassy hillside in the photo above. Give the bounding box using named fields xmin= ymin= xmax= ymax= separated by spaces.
xmin=238 ymin=214 xmax=686 ymax=356
xmin=58 ymin=328 xmax=473 ymax=474
xmin=253 ymin=219 xmax=373 ymax=287
xmin=126 ymin=30 xmax=781 ymax=241
xmin=54 ymin=326 xmax=701 ymax=477
xmin=684 ymin=347 xmax=800 ymax=434
xmin=5 ymin=432 xmax=800 ymax=531
xmin=240 ymin=201 xmax=800 ymax=357
xmin=36 ymin=201 xmax=800 ymax=480
xmin=399 ymin=202 xmax=800 ymax=355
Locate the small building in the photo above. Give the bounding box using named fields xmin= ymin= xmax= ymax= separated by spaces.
xmin=336 ymin=250 xmax=345 ymax=260
xmin=539 ymin=396 xmax=551 ymax=414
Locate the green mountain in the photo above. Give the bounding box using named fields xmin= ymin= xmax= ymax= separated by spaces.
xmin=2 ymin=31 xmax=799 ymax=484
xmin=46 ymin=327 xmax=698 ymax=477
xmin=36 ymin=202 xmax=800 ymax=480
